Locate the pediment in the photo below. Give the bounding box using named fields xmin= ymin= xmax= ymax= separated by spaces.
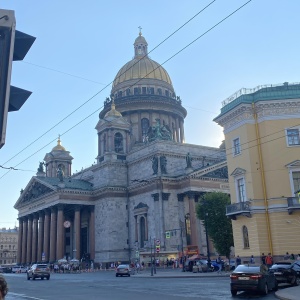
xmin=230 ymin=168 xmax=246 ymax=177
xmin=285 ymin=160 xmax=300 ymax=168
xmin=189 ymin=160 xmax=228 ymax=180
xmin=15 ymin=177 xmax=55 ymax=208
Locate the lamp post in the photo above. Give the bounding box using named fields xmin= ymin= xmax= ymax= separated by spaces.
xmin=204 ymin=212 xmax=211 ymax=269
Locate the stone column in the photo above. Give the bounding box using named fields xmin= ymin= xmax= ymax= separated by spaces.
xmin=108 ymin=129 xmax=112 ymax=152
xmin=49 ymin=207 xmax=57 ymax=262
xmin=134 ymin=216 xmax=138 ymax=242
xmin=89 ymin=207 xmax=95 ymax=260
xmin=37 ymin=211 xmax=44 ymax=262
xmin=74 ymin=206 xmax=81 ymax=260
xmin=56 ymin=205 xmax=64 ymax=259
xmin=188 ymin=193 xmax=199 ymax=247
xmin=26 ymin=216 xmax=33 ymax=264
xmin=17 ymin=218 xmax=23 ymax=264
xmin=180 ymin=119 xmax=185 ymax=143
xmin=43 ymin=209 xmax=50 ymax=262
xmin=138 ymin=111 xmax=141 ymax=142
xmin=21 ymin=218 xmax=28 ymax=264
xmin=31 ymin=214 xmax=39 ymax=263
xmin=175 ymin=118 xmax=180 ymax=142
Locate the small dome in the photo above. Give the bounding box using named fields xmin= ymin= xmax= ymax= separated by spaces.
xmin=104 ymin=99 xmax=122 ymax=118
xmin=52 ymin=137 xmax=66 ymax=151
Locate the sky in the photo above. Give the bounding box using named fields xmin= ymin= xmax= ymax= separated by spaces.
xmin=1 ymin=0 xmax=300 ymax=228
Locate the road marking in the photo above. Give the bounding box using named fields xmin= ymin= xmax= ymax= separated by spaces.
xmin=8 ymin=292 xmax=46 ymax=300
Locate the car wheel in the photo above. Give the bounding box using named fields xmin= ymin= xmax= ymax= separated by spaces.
xmin=273 ymin=280 xmax=278 ymax=291
xmin=296 ymin=277 xmax=300 ymax=286
xmin=262 ymin=283 xmax=268 ymax=295
xmin=27 ymin=274 xmax=30 ymax=280
xmin=231 ymin=290 xmax=237 ymax=296
xmin=128 ymin=274 xmax=130 ymax=277
xmin=116 ymin=274 xmax=118 ymax=277
xmin=46 ymin=276 xmax=50 ymax=280
xmin=41 ymin=277 xmax=44 ymax=280
xmin=32 ymin=275 xmax=36 ymax=280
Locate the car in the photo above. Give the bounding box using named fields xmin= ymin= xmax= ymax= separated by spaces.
xmin=230 ymin=264 xmax=278 ymax=296
xmin=0 ymin=267 xmax=12 ymax=273
xmin=12 ymin=265 xmax=27 ymax=273
xmin=27 ymin=264 xmax=50 ymax=280
xmin=269 ymin=261 xmax=300 ymax=286
xmin=115 ymin=264 xmax=131 ymax=277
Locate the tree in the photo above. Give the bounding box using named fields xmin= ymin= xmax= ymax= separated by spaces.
xmin=196 ymin=192 xmax=234 ymax=258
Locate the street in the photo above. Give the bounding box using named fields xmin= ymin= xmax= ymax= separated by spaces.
xmin=2 ymin=269 xmax=281 ymax=300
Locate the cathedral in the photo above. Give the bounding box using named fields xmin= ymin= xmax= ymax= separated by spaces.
xmin=14 ymin=32 xmax=229 ymax=265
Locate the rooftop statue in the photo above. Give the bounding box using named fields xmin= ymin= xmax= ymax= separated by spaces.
xmin=147 ymin=119 xmax=172 ymax=142
xmin=57 ymin=166 xmax=64 ymax=182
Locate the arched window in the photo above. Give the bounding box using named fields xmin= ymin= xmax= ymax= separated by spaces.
xmin=140 ymin=217 xmax=146 ymax=248
xmin=141 ymin=118 xmax=149 ymax=138
xmin=157 ymin=88 xmax=162 ymax=95
xmin=114 ymin=132 xmax=123 ymax=153
xmin=242 ymin=225 xmax=250 ymax=248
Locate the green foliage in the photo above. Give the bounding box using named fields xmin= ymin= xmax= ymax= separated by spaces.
xmin=196 ymin=192 xmax=234 ymax=258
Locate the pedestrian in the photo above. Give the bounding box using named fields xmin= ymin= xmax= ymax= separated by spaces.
xmin=216 ymin=255 xmax=222 ymax=273
xmin=290 ymin=253 xmax=295 ymax=260
xmin=265 ymin=253 xmax=273 ymax=268
xmin=136 ymin=262 xmax=140 ymax=273
xmin=236 ymin=255 xmax=241 ymax=267
xmin=284 ymin=252 xmax=290 ymax=260
xmin=297 ymin=254 xmax=300 ymax=261
xmin=0 ymin=275 xmax=8 ymax=300
xmin=250 ymin=255 xmax=255 ymax=264
xmin=261 ymin=253 xmax=266 ymax=265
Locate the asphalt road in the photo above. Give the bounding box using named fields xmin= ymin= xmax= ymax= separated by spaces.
xmin=3 ymin=271 xmax=279 ymax=300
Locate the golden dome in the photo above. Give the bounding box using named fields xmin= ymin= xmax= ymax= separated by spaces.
xmin=112 ymin=57 xmax=172 ymax=87
xmin=104 ymin=99 xmax=122 ymax=118
xmin=52 ymin=136 xmax=66 ymax=151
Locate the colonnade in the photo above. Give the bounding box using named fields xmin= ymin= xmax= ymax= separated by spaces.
xmin=17 ymin=204 xmax=95 ymax=265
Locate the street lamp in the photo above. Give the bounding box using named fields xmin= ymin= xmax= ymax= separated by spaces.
xmin=204 ymin=212 xmax=211 ymax=269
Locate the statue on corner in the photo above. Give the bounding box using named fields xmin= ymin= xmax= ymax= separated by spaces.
xmin=57 ymin=166 xmax=64 ymax=182
xmin=186 ymin=152 xmax=193 ymax=168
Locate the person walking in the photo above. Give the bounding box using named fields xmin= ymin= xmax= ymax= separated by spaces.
xmin=261 ymin=253 xmax=266 ymax=265
xmin=236 ymin=255 xmax=241 ymax=267
xmin=250 ymin=255 xmax=255 ymax=264
xmin=265 ymin=253 xmax=273 ymax=268
xmin=216 ymin=255 xmax=222 ymax=273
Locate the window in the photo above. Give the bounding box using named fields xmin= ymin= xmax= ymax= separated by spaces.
xmin=141 ymin=118 xmax=149 ymax=137
xmin=142 ymin=87 xmax=146 ymax=94
xmin=237 ymin=177 xmax=246 ymax=202
xmin=286 ymin=129 xmax=300 ymax=146
xmin=114 ymin=133 xmax=123 ymax=153
xmin=292 ymin=171 xmax=300 ymax=194
xmin=126 ymin=88 xmax=131 ymax=96
xmin=103 ymin=134 xmax=107 ymax=153
xmin=242 ymin=225 xmax=250 ymax=248
xmin=233 ymin=137 xmax=241 ymax=156
xmin=157 ymin=88 xmax=162 ymax=95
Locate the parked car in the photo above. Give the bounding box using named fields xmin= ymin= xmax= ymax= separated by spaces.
xmin=230 ymin=264 xmax=278 ymax=296
xmin=27 ymin=264 xmax=50 ymax=280
xmin=269 ymin=261 xmax=300 ymax=286
xmin=115 ymin=264 xmax=131 ymax=277
xmin=0 ymin=267 xmax=12 ymax=273
xmin=12 ymin=265 xmax=27 ymax=273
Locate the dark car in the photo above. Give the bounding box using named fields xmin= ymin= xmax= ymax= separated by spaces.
xmin=230 ymin=264 xmax=277 ymax=296
xmin=27 ymin=264 xmax=50 ymax=280
xmin=269 ymin=261 xmax=300 ymax=286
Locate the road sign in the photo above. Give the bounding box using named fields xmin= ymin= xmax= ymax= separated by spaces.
xmin=156 ymin=239 xmax=160 ymax=245
xmin=155 ymin=245 xmax=160 ymax=253
xmin=166 ymin=231 xmax=170 ymax=239
xmin=135 ymin=250 xmax=139 ymax=258
xmin=42 ymin=252 xmax=45 ymax=261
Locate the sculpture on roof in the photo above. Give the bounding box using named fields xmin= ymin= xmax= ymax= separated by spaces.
xmin=37 ymin=161 xmax=45 ymax=173
xmin=160 ymin=156 xmax=167 ymax=174
xmin=152 ymin=155 xmax=158 ymax=175
xmin=57 ymin=166 xmax=64 ymax=182
xmin=147 ymin=119 xmax=172 ymax=142
xmin=186 ymin=152 xmax=192 ymax=168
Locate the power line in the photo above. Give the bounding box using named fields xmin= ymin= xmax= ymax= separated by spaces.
xmin=1 ymin=0 xmax=217 ymax=168
xmin=0 ymin=0 xmax=253 ymax=179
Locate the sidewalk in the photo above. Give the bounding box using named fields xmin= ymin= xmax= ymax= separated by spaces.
xmin=133 ymin=268 xmax=300 ymax=300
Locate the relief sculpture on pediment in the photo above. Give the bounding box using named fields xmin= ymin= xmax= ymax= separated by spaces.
xmin=22 ymin=182 xmax=53 ymax=203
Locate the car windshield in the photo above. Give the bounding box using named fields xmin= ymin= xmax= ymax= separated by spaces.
xmin=118 ymin=265 xmax=128 ymax=268
xmin=37 ymin=265 xmax=48 ymax=268
xmin=234 ymin=265 xmax=260 ymax=273
xmin=270 ymin=264 xmax=291 ymax=269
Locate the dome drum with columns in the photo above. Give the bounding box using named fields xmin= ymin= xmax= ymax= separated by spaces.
xmin=100 ymin=32 xmax=186 ymax=145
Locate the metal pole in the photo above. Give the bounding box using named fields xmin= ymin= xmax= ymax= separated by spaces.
xmin=205 ymin=212 xmax=211 ymax=269
xmin=150 ymin=236 xmax=153 ymax=276
xmin=154 ymin=238 xmax=156 ymax=274
xmin=181 ymin=227 xmax=185 ymax=272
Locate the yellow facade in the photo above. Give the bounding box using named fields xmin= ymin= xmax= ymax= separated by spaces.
xmin=214 ymin=83 xmax=300 ymax=261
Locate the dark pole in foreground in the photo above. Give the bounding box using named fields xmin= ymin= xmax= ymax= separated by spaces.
xmin=150 ymin=237 xmax=153 ymax=276
xmin=181 ymin=227 xmax=185 ymax=272
xmin=205 ymin=212 xmax=211 ymax=269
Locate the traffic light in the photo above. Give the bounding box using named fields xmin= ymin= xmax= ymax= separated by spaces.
xmin=0 ymin=9 xmax=35 ymax=148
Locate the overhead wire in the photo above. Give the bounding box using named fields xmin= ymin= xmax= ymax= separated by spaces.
xmin=0 ymin=0 xmax=254 ymax=179
xmin=1 ymin=0 xmax=217 ymax=168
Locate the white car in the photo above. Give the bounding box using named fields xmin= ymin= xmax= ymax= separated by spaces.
xmin=12 ymin=265 xmax=27 ymax=273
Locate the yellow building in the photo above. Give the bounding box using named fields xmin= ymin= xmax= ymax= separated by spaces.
xmin=0 ymin=227 xmax=18 ymax=265
xmin=214 ymin=82 xmax=300 ymax=262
